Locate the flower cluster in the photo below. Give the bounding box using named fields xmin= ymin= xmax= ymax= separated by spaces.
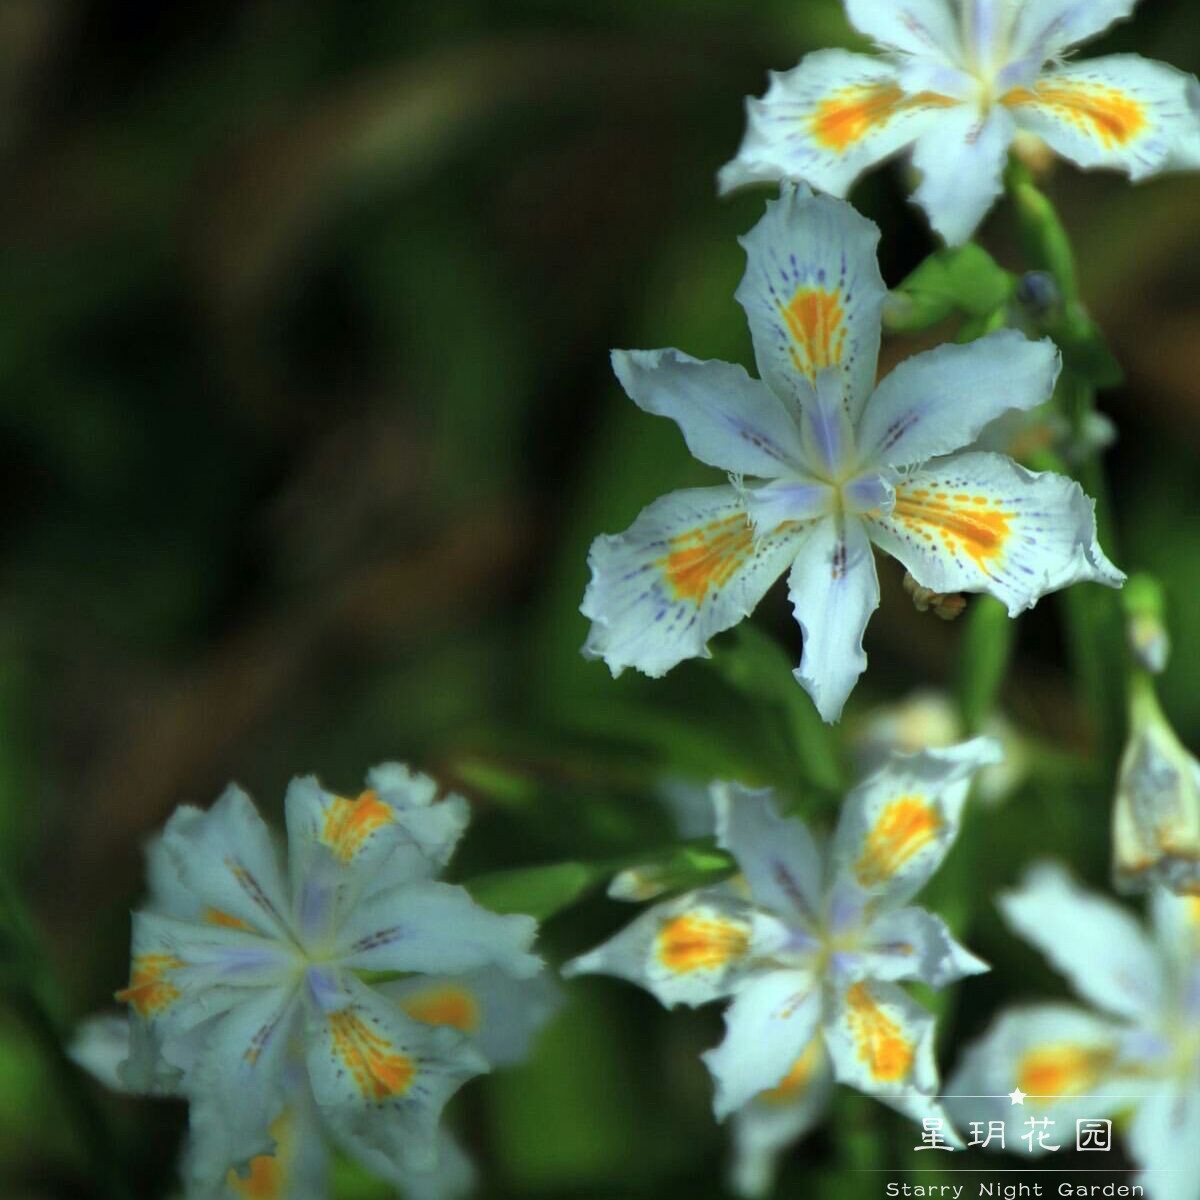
xmin=721 ymin=0 xmax=1200 ymax=244
xmin=949 ymin=864 xmax=1200 ymax=1200
xmin=106 ymin=765 xmax=549 ymax=1197
xmin=568 ymin=739 xmax=1000 ymax=1196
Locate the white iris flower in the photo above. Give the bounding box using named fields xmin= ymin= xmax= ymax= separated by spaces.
xmin=110 ymin=764 xmax=541 ymax=1195
xmin=720 ymin=0 xmax=1200 ymax=244
xmin=566 ymin=738 xmax=1000 ymax=1194
xmin=582 ymin=186 xmax=1122 ymax=723
xmin=948 ymin=863 xmax=1200 ymax=1200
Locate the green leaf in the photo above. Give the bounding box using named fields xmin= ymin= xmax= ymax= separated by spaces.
xmin=884 ymin=245 xmax=1015 ymax=334
xmin=464 ymin=860 xmax=607 ymax=920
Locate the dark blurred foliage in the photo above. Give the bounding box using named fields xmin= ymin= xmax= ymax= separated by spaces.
xmin=0 ymin=1 xmax=1198 ymax=1197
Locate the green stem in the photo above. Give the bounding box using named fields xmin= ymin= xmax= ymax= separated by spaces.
xmin=956 ymin=596 xmax=1014 ymax=734
xmin=0 ymin=872 xmax=131 ymax=1200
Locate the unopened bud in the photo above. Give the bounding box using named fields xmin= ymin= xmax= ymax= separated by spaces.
xmin=1123 ymin=575 xmax=1170 ymax=675
xmin=1113 ymin=675 xmax=1200 ymax=896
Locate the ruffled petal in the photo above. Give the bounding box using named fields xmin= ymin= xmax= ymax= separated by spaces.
xmin=183 ymin=986 xmax=302 ymax=1188
xmin=720 ymin=51 xmax=961 ymax=201
xmin=154 ymin=786 xmax=292 ymax=941
xmin=1010 ymin=0 xmax=1139 ymax=59
xmin=787 ymin=516 xmax=880 ymax=724
xmin=383 ymin=965 xmax=562 ymax=1068
xmin=859 ymin=906 xmax=989 ymax=988
xmin=843 ymin=0 xmax=962 ymax=62
xmin=284 ymin=768 xmax=469 ymax=943
xmin=377 ymin=1130 xmax=477 ymax=1200
xmin=1003 ymin=56 xmax=1200 ymax=181
xmin=864 ymin=451 xmax=1125 ymax=617
xmin=332 ymin=881 xmax=540 ymax=980
xmin=823 ymin=979 xmax=952 ymax=1133
xmin=910 ymin=103 xmax=1016 ymax=245
xmin=703 ymin=970 xmax=821 ymax=1120
xmin=829 ymin=739 xmax=1002 ymax=909
xmin=582 ymin=486 xmax=808 ymax=678
xmin=998 ymin=862 xmax=1165 ymax=1021
xmin=1129 ymin=1087 xmax=1200 ymax=1200
xmin=944 ymin=1004 xmax=1132 ymax=1156
xmin=306 ymin=975 xmax=487 ymax=1176
xmin=856 ymin=332 xmax=1061 ymax=470
xmin=118 ymin=911 xmax=296 ymax=1047
xmin=736 ymin=186 xmax=885 ymax=420
xmin=729 ymin=1038 xmax=834 ymax=1199
xmin=712 ymin=781 xmax=824 ymax=923
xmin=611 ymin=348 xmax=806 ymax=477
xmin=562 ymin=890 xmax=791 ymax=1009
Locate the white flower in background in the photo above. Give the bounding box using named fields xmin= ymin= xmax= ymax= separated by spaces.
xmin=582 ymin=186 xmax=1122 ymax=723
xmin=853 ymin=689 xmax=1027 ymax=806
xmin=720 ymin=0 xmax=1200 ymax=244
xmin=76 ymin=964 xmax=560 ymax=1200
xmin=948 ymin=863 xmax=1200 ymax=1200
xmin=113 ymin=764 xmax=541 ymax=1194
xmin=1113 ymin=675 xmax=1200 ymax=896
xmin=566 ymin=738 xmax=1000 ymax=1195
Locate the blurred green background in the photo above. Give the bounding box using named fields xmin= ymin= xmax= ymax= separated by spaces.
xmin=1 ymin=0 xmax=1198 ymax=1196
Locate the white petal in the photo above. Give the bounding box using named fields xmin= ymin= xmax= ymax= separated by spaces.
xmin=729 ymin=1039 xmax=834 ymax=1199
xmin=1004 ymin=57 xmax=1200 ymax=182
xmin=284 ymin=770 xmax=469 ymax=943
xmin=70 ymin=1013 xmax=171 ymax=1096
xmin=184 ymin=986 xmax=302 ymax=1188
xmin=156 ymin=787 xmax=292 ymax=941
xmin=865 ymin=451 xmax=1125 ymax=617
xmin=306 ymin=975 xmax=487 ymax=1177
xmin=787 ymin=517 xmax=880 ymax=724
xmin=382 ymin=965 xmax=562 ymax=1069
xmin=911 ymin=104 xmax=1016 ymax=245
xmin=857 ymin=332 xmax=1061 ymax=470
xmin=333 ymin=881 xmax=540 ymax=979
xmin=562 ymin=890 xmax=791 ymax=1009
xmin=830 ymin=739 xmax=1002 ymax=908
xmin=998 ymin=863 xmax=1165 ymax=1021
xmin=611 ymin=348 xmax=806 ymax=476
xmin=1011 ymin=0 xmax=1139 ymax=59
xmin=119 ymin=911 xmax=296 ymax=1049
xmin=581 ymin=486 xmax=808 ymax=678
xmin=860 ymin=906 xmax=989 ymax=988
xmin=944 ymin=1004 xmax=1130 ymax=1154
xmin=843 ymin=0 xmax=962 ymax=62
xmin=720 ymin=52 xmax=962 ymax=201
xmin=823 ymin=979 xmax=952 ymax=1134
xmin=712 ymin=782 xmax=824 ymax=922
xmin=703 ymin=971 xmax=820 ymax=1119
xmin=1129 ymin=1087 xmax=1200 ymax=1200
xmin=378 ymin=1131 xmax=477 ymax=1200
xmin=736 ymin=186 xmax=886 ymax=420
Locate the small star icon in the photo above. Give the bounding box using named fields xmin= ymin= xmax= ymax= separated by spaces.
xmin=1008 ymin=1088 xmax=1027 ymax=1106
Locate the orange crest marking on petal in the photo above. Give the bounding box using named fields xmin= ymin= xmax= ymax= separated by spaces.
xmin=115 ymin=954 xmax=183 ymax=1018
xmin=656 ymin=913 xmax=750 ymax=974
xmin=845 ymin=983 xmax=914 ymax=1083
xmin=659 ymin=515 xmax=755 ymax=605
xmin=855 ymin=795 xmax=941 ymax=887
xmin=759 ymin=1039 xmax=824 ymax=1106
xmin=811 ymin=85 xmax=957 ymax=152
xmin=204 ymin=907 xmax=252 ymax=930
xmin=229 ymin=1155 xmax=284 ymax=1200
xmin=328 ymin=1010 xmax=416 ymax=1101
xmin=401 ymin=985 xmax=482 ymax=1033
xmin=780 ymin=286 xmax=846 ymax=379
xmin=892 ymin=489 xmax=1012 ymax=569
xmin=1017 ymin=1044 xmax=1110 ymax=1102
xmin=1003 ymin=82 xmax=1147 ymax=147
xmin=321 ymin=789 xmax=394 ymax=862
xmin=811 ymin=84 xmax=904 ymax=152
